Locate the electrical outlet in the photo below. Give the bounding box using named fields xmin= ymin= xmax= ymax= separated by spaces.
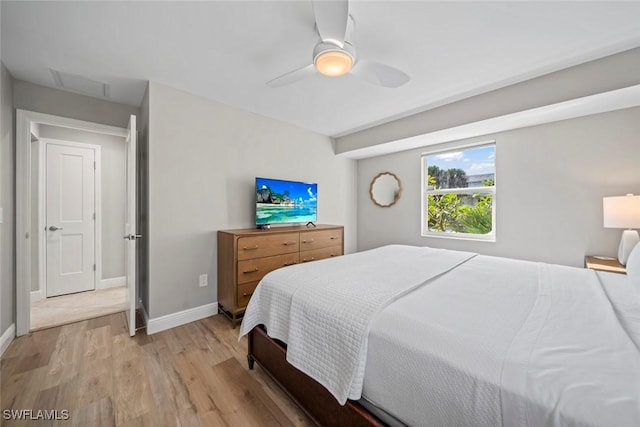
xmin=199 ymin=274 xmax=208 ymax=287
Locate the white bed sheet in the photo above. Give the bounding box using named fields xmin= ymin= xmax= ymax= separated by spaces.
xmin=363 ymin=254 xmax=537 ymax=426
xmin=364 ymin=257 xmax=640 ymax=427
xmin=241 ymin=246 xmax=640 ymax=426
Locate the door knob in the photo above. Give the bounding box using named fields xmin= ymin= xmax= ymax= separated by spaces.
xmin=48 ymin=226 xmax=63 ymax=231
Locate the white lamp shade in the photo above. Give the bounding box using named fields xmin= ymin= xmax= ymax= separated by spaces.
xmin=603 ymin=194 xmax=640 ymax=229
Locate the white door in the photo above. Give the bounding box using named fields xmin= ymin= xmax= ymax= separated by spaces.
xmin=46 ymin=143 xmax=96 ymax=297
xmin=124 ymin=115 xmax=138 ymax=337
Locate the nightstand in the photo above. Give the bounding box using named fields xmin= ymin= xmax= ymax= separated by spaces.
xmin=584 ymin=256 xmax=626 ymax=275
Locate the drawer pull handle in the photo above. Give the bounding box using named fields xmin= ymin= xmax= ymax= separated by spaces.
xmin=243 ymin=245 xmax=258 ymax=250
xmin=302 ymin=239 xmax=314 ymax=244
xmin=283 ymin=261 xmax=298 ymax=266
xmin=302 ymin=257 xmax=315 ymax=262
xmin=330 ymin=254 xmax=337 ymax=257
xmin=282 ymin=242 xmax=296 ymax=246
xmin=242 ymin=292 xmax=254 ymax=297
xmin=243 ymin=268 xmax=259 ymax=274
xmin=330 ymin=236 xmax=337 ymax=240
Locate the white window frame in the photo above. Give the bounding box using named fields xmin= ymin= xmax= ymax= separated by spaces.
xmin=421 ymin=141 xmax=496 ymax=242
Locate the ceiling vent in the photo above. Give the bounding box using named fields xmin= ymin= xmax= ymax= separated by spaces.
xmin=50 ymin=69 xmax=110 ymax=98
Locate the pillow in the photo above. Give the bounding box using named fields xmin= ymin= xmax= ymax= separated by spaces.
xmin=626 ymin=242 xmax=640 ymax=287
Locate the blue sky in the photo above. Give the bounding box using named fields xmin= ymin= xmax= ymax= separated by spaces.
xmin=257 ymin=178 xmax=317 ymax=204
xmin=427 ymin=145 xmax=495 ymax=176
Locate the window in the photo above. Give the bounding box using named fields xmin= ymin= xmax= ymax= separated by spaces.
xmin=422 ymin=142 xmax=496 ymax=241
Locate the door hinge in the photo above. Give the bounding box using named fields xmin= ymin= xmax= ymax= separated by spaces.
xmin=93 ymin=212 xmax=96 ymax=220
xmin=93 ymin=264 xmax=96 ymax=272
xmin=94 ymin=161 xmax=96 ymax=170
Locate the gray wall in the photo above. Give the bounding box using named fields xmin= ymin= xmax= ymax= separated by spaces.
xmin=337 ymin=48 xmax=640 ymax=155
xmin=357 ymin=107 xmax=640 ymax=267
xmin=13 ymin=80 xmax=139 ymax=129
xmin=146 ymin=82 xmax=357 ymax=319
xmin=36 ymin=125 xmax=126 ymax=283
xmin=1 ymin=62 xmax=14 ymax=335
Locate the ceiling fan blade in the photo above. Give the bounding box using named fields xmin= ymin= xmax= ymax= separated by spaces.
xmin=312 ymin=0 xmax=349 ymax=46
xmin=351 ymin=60 xmax=410 ymax=88
xmin=266 ymin=64 xmax=316 ymax=88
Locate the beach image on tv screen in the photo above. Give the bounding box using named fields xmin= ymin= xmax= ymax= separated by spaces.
xmin=256 ymin=178 xmax=317 ymax=225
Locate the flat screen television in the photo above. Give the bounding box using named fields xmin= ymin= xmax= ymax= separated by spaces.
xmin=256 ymin=177 xmax=317 ymax=226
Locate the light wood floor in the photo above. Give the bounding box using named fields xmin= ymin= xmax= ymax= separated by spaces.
xmin=1 ymin=313 xmax=313 ymax=426
xmin=31 ymin=287 xmax=127 ymax=331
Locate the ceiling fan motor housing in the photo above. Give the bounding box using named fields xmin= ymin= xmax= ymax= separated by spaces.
xmin=313 ymin=41 xmax=356 ymax=65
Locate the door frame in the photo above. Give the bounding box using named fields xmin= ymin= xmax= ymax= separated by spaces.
xmin=16 ymin=110 xmax=127 ymax=336
xmin=39 ymin=138 xmax=102 ymax=298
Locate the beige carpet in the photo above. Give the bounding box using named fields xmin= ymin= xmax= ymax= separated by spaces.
xmin=31 ymin=286 xmax=128 ymax=331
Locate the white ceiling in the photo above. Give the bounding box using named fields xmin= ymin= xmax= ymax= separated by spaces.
xmin=2 ymin=1 xmax=640 ymax=137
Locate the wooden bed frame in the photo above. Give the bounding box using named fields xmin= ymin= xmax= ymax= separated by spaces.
xmin=248 ymin=325 xmax=385 ymax=427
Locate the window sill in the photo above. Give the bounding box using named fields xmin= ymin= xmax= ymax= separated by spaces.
xmin=421 ymin=232 xmax=496 ymax=243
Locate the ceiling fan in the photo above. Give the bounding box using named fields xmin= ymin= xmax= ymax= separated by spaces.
xmin=267 ymin=0 xmax=410 ymax=88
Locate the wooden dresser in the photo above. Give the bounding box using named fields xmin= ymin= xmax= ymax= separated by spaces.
xmin=217 ymin=224 xmax=344 ymax=325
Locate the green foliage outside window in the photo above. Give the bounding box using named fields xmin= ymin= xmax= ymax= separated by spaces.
xmin=426 ymin=174 xmax=494 ymax=235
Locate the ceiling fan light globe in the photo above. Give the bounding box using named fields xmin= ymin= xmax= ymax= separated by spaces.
xmin=314 ymin=50 xmax=353 ymax=77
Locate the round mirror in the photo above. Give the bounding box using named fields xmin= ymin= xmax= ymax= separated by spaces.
xmin=369 ymin=172 xmax=402 ymax=207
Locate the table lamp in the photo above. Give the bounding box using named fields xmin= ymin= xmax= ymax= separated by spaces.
xmin=603 ymin=194 xmax=640 ymax=265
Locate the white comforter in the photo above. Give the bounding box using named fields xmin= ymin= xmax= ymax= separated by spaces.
xmin=240 ymin=245 xmax=640 ymax=426
xmin=240 ymin=245 xmax=476 ymax=403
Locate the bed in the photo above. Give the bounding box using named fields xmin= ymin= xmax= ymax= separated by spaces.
xmin=239 ymin=245 xmax=640 ymax=426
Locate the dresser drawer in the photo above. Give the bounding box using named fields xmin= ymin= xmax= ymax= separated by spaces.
xmin=300 ymin=245 xmax=343 ymax=263
xmin=237 ymin=281 xmax=260 ymax=308
xmin=237 ymin=252 xmax=299 ymax=284
xmin=299 ymin=229 xmax=342 ymax=251
xmin=237 ymin=233 xmax=299 ymax=260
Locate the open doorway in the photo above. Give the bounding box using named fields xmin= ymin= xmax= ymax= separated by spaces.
xmin=29 ymin=126 xmax=127 ymax=330
xmin=16 ymin=110 xmax=138 ymax=336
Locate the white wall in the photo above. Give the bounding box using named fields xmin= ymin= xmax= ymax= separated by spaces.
xmin=146 ymin=82 xmax=357 ymax=319
xmin=1 ymin=62 xmax=14 ymax=335
xmin=34 ymin=125 xmax=126 ymax=286
xmin=30 ymin=136 xmax=38 ymax=292
xmin=357 ymin=107 xmax=640 ymax=267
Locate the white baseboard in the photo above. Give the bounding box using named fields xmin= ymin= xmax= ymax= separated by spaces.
xmin=0 ymin=324 xmax=16 ymax=357
xmin=146 ymin=302 xmax=218 ymax=335
xmin=30 ymin=289 xmax=43 ymax=303
xmin=98 ymin=276 xmax=126 ymax=289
